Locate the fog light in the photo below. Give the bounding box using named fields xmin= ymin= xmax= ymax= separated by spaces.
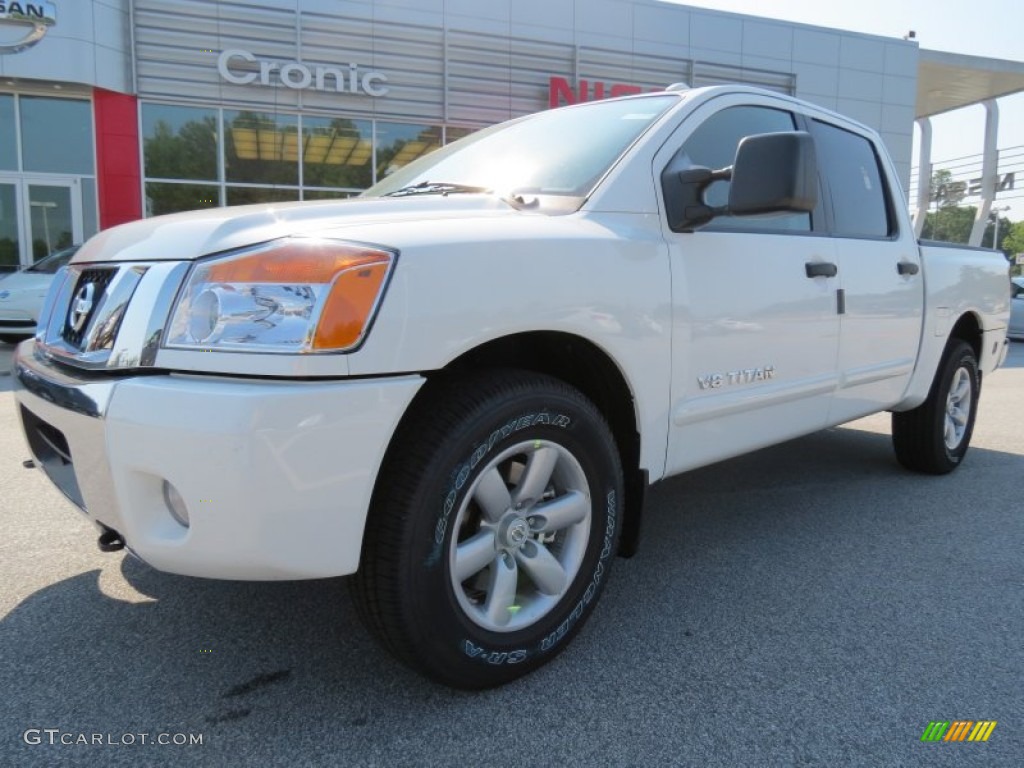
xmin=162 ymin=480 xmax=190 ymax=528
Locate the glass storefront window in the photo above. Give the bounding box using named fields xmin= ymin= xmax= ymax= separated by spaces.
xmin=226 ymin=187 xmax=300 ymax=206
xmin=0 ymin=95 xmax=16 ymax=171
xmin=303 ymin=189 xmax=358 ymax=201
xmin=225 ymin=111 xmax=299 ymax=185
xmin=445 ymin=126 xmax=476 ymax=145
xmin=145 ymin=182 xmax=220 ymax=217
xmin=302 ymin=116 xmax=372 ymax=190
xmin=375 ymin=122 xmax=442 ymax=182
xmin=20 ymin=97 xmax=94 ymax=175
xmin=0 ymin=183 xmax=19 ymax=271
xmin=27 ymin=184 xmax=74 ymax=260
xmin=143 ymin=104 xmax=219 ymax=181
xmin=81 ymin=178 xmax=98 ymax=240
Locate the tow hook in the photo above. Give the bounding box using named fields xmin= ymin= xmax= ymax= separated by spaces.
xmin=97 ymin=526 xmax=126 ymax=553
xmin=22 ymin=459 xmax=35 ymax=468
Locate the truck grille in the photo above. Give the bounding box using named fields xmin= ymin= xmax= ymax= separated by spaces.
xmin=61 ymin=267 xmax=117 ymax=349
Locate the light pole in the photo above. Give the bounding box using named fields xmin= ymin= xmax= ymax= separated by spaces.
xmin=991 ymin=205 xmax=1010 ymax=252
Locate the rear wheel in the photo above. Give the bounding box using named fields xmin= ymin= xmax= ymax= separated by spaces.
xmin=892 ymin=340 xmax=980 ymax=474
xmin=351 ymin=370 xmax=623 ymax=689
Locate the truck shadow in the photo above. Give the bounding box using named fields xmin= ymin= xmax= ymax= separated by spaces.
xmin=1 ymin=422 xmax=1021 ymax=765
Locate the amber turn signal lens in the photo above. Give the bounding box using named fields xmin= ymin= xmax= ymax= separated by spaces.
xmin=313 ymin=261 xmax=391 ymax=350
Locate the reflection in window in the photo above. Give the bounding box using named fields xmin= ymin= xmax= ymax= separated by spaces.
xmin=225 ymin=111 xmax=299 ymax=185
xmin=677 ymin=105 xmax=809 ymax=233
xmin=0 ymin=95 xmax=16 ymax=171
xmin=226 ymin=187 xmax=300 ymax=206
xmin=444 ymin=126 xmax=476 ymax=145
xmin=811 ymin=120 xmax=892 ymax=238
xmin=0 ymin=184 xmax=19 ymax=271
xmin=145 ymin=183 xmax=220 ymax=217
xmin=20 ymin=97 xmax=94 ymax=175
xmin=376 ymin=122 xmax=442 ymax=181
xmin=28 ymin=184 xmax=74 ymax=260
xmin=302 ymin=116 xmax=372 ymax=189
xmin=303 ymin=189 xmax=358 ymax=201
xmin=143 ymin=104 xmax=218 ymax=181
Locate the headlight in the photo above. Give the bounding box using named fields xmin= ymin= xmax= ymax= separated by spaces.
xmin=165 ymin=238 xmax=395 ymax=353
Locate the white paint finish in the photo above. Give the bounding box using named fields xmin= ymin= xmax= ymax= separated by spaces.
xmin=882 ymin=74 xmax=917 ymax=107
xmin=633 ymin=3 xmax=689 ymax=45
xmin=839 ymin=35 xmax=886 ymax=74
xmin=792 ymin=28 xmax=840 ymax=65
xmin=792 ymin=62 xmax=839 ymax=97
xmin=98 ymin=374 xmax=424 ymax=579
xmin=512 ymin=0 xmax=572 ymax=29
xmin=883 ymin=41 xmax=918 ymax=77
xmin=637 ymin=39 xmax=691 ymax=61
xmin=838 ymin=68 xmax=884 ymax=102
xmin=741 ymin=20 xmax=792 ymax=61
xmin=690 ymin=11 xmax=742 ymax=52
xmin=445 ymin=13 xmax=512 ymax=38
xmin=376 ymin=0 xmax=443 ymax=11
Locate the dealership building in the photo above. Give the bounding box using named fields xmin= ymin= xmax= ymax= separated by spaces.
xmin=1 ymin=0 xmax=1023 ymax=269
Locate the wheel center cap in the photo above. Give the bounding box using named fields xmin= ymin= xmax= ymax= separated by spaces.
xmin=501 ymin=517 xmax=530 ymax=548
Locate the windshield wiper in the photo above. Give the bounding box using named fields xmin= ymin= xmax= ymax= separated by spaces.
xmin=382 ymin=181 xmax=491 ymax=198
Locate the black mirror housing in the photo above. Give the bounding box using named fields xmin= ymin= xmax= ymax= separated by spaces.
xmin=728 ymin=131 xmax=817 ymax=216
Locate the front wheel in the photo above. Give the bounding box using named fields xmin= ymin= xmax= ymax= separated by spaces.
xmin=351 ymin=370 xmax=623 ymax=689
xmin=892 ymin=340 xmax=980 ymax=474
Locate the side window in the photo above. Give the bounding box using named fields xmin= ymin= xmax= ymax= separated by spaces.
xmin=674 ymin=105 xmax=811 ymax=233
xmin=811 ymin=120 xmax=893 ymax=238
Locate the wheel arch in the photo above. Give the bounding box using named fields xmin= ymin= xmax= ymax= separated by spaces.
xmin=391 ymin=331 xmax=648 ymax=557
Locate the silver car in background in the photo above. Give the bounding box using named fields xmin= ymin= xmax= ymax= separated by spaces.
xmin=1010 ymin=276 xmax=1024 ymax=341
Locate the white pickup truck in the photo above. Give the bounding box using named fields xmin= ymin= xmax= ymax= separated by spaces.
xmin=13 ymin=85 xmax=1011 ymax=688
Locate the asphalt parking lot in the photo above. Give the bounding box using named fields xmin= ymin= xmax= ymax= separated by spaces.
xmin=1 ymin=340 xmax=1022 ymax=767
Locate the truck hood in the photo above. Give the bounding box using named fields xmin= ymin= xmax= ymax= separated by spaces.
xmin=74 ymin=196 xmax=524 ymax=264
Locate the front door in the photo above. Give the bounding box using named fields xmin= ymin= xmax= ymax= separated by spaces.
xmin=657 ymin=97 xmax=841 ymax=475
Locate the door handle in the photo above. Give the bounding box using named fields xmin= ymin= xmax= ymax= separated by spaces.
xmin=897 ymin=261 xmax=920 ymax=276
xmin=805 ymin=261 xmax=838 ymax=278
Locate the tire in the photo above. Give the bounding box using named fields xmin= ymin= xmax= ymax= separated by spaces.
xmin=892 ymin=340 xmax=980 ymax=474
xmin=0 ymin=334 xmax=28 ymax=345
xmin=351 ymin=369 xmax=623 ymax=689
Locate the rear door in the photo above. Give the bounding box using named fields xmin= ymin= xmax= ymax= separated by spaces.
xmin=808 ymin=120 xmax=924 ymax=423
xmin=657 ymin=95 xmax=841 ymax=475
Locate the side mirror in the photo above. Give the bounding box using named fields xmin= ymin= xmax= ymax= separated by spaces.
xmin=662 ymin=130 xmax=817 ymax=232
xmin=729 ymin=131 xmax=817 ymax=216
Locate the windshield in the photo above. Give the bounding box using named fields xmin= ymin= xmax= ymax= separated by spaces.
xmin=364 ymin=95 xmax=679 ymax=199
xmin=28 ymin=245 xmax=79 ymax=274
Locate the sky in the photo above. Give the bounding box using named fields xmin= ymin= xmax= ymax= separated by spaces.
xmin=665 ymin=0 xmax=1024 ymax=222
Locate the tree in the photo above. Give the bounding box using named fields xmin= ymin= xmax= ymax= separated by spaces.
xmin=929 ymin=168 xmax=966 ymax=209
xmin=1003 ymin=221 xmax=1024 ymax=274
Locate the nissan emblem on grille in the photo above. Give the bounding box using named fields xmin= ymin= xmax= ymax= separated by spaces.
xmin=69 ymin=282 xmax=96 ymax=333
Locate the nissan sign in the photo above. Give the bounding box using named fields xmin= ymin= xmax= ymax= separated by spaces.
xmin=0 ymin=1 xmax=56 ymax=54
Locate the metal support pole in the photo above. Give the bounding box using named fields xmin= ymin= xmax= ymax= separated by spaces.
xmin=913 ymin=117 xmax=932 ymax=238
xmin=968 ymin=100 xmax=999 ymax=246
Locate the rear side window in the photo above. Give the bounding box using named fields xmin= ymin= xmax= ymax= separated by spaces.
xmin=674 ymin=105 xmax=811 ymax=233
xmin=811 ymin=120 xmax=893 ymax=238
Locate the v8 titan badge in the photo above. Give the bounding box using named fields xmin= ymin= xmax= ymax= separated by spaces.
xmin=0 ymin=2 xmax=57 ymax=54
